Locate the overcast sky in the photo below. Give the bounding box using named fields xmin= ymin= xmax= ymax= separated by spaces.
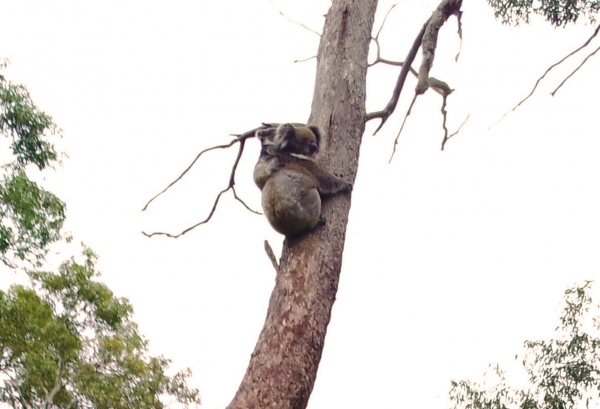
xmin=1 ymin=0 xmax=600 ymax=408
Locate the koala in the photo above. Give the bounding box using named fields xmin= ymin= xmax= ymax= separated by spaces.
xmin=253 ymin=123 xmax=321 ymax=189
xmin=253 ymin=123 xmax=352 ymax=237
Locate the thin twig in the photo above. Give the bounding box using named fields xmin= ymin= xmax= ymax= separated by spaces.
xmin=367 ymin=17 xmax=430 ymax=133
xmin=495 ymin=23 xmax=600 ymax=125
xmin=143 ymin=187 xmax=231 ymax=238
xmin=375 ymin=2 xmax=400 ymax=39
xmin=264 ymin=240 xmax=279 ymax=273
xmin=142 ymin=140 xmax=238 ymax=211
xmin=278 ymin=10 xmax=320 ymax=36
xmin=142 ymin=126 xmax=273 ymax=238
xmin=368 ymin=3 xmax=401 ymax=67
xmin=294 ymin=56 xmax=317 ymax=63
xmin=441 ymin=114 xmax=469 ymax=150
xmin=551 ymin=45 xmax=600 ymax=96
xmin=389 ymin=94 xmax=418 ymax=163
xmin=270 ymin=0 xmax=321 ymax=36
xmin=455 ymin=9 xmax=463 ymax=61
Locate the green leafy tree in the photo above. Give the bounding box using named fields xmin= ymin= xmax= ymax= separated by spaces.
xmin=0 ymin=59 xmax=65 ymax=268
xmin=1 ymin=247 xmax=200 ymax=409
xmin=487 ymin=0 xmax=600 ymax=27
xmin=449 ymin=281 xmax=600 ymax=409
xmin=0 ymin=63 xmax=201 ymax=408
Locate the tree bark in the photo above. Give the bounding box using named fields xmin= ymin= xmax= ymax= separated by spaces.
xmin=226 ymin=1 xmax=377 ymax=408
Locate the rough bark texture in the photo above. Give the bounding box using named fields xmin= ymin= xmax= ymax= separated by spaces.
xmin=226 ymin=1 xmax=377 ymax=408
xmin=415 ymin=0 xmax=463 ymax=94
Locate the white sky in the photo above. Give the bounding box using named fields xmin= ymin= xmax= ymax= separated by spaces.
xmin=1 ymin=0 xmax=600 ymax=408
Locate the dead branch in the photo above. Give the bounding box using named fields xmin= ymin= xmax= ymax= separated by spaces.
xmin=496 ymin=23 xmax=600 ymax=124
xmin=294 ymin=56 xmax=317 ymax=63
xmin=369 ymin=57 xmax=419 ymax=75
xmin=375 ymin=2 xmax=399 ymax=40
xmin=264 ymin=240 xmax=279 ymax=273
xmin=142 ymin=124 xmax=274 ymax=239
xmin=389 ymin=75 xmax=454 ymax=160
xmin=367 ymin=0 xmax=462 ymax=135
xmin=270 ymin=0 xmax=321 ymax=36
xmin=389 ymin=94 xmax=418 ymax=163
xmin=455 ymin=9 xmax=463 ymax=61
xmin=441 ymin=113 xmax=469 ymax=150
xmin=141 ymin=139 xmax=239 ymax=211
xmin=369 ymin=3 xmax=417 ymax=71
xmin=551 ymin=44 xmax=600 ymax=96
xmin=366 ymin=18 xmax=428 ymax=134
xmin=439 ymin=95 xmax=449 ymax=148
xmin=416 ymin=0 xmax=463 ymax=94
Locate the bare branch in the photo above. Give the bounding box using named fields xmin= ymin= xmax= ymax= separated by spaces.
xmin=264 ymin=240 xmax=279 ymax=273
xmin=270 ymin=0 xmax=321 ymax=36
xmin=367 ymin=0 xmax=462 ymax=135
xmin=141 ymin=139 xmax=238 ymax=211
xmin=142 ymin=125 xmax=274 ymax=238
xmin=142 ymin=126 xmax=266 ymax=212
xmin=278 ymin=10 xmax=321 ymax=36
xmin=375 ymin=2 xmax=400 ymax=40
xmin=389 ymin=94 xmax=418 ymax=163
xmin=143 ymin=186 xmax=231 ymax=238
xmin=367 ymin=17 xmax=430 ymax=133
xmin=388 ymin=75 xmax=460 ymax=158
xmin=294 ymin=56 xmax=317 ymax=63
xmin=496 ymin=23 xmax=600 ymax=124
xmin=368 ymin=3 xmax=401 ymax=68
xmin=455 ymin=9 xmax=463 ymax=61
xmin=439 ymin=95 xmax=450 ymax=150
xmin=416 ymin=0 xmax=463 ymax=94
xmin=442 ymin=113 xmax=469 ymax=150
xmin=368 ymin=7 xmax=419 ymax=74
xmin=551 ymin=45 xmax=600 ymax=96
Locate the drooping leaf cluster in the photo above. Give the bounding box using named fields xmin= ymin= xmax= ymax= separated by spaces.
xmin=0 ymin=61 xmax=65 ymax=268
xmin=0 ymin=247 xmax=201 ymax=409
xmin=449 ymin=281 xmax=600 ymax=409
xmin=487 ymin=0 xmax=600 ymax=26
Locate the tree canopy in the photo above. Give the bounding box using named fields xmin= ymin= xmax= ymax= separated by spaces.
xmin=488 ymin=0 xmax=600 ymax=26
xmin=450 ymin=282 xmax=600 ymax=409
xmin=0 ymin=63 xmax=201 ymax=409
xmin=0 ymin=60 xmax=65 ymax=268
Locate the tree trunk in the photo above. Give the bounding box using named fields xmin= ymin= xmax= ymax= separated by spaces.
xmin=226 ymin=1 xmax=377 ymax=408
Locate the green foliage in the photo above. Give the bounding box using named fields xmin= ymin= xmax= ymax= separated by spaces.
xmin=487 ymin=0 xmax=600 ymax=26
xmin=0 ymin=171 xmax=65 ymax=266
xmin=0 ymin=60 xmax=200 ymax=408
xmin=0 ymin=248 xmax=201 ymax=409
xmin=449 ymin=281 xmax=600 ymax=409
xmin=0 ymin=61 xmax=59 ymax=171
xmin=0 ymin=61 xmax=65 ymax=268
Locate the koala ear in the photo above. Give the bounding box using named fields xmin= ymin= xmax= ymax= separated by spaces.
xmin=308 ymin=125 xmax=324 ymax=150
xmin=275 ymin=123 xmax=295 ymax=151
xmin=255 ymin=128 xmax=276 ymax=143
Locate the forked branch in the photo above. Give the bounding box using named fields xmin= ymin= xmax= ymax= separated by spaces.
xmin=366 ymin=17 xmax=429 ymax=134
xmin=495 ymin=23 xmax=600 ymax=124
xmin=142 ymin=124 xmax=277 ymax=238
xmin=367 ymin=0 xmax=462 ymax=137
xmin=551 ymin=44 xmax=600 ymax=96
xmin=368 ymin=2 xmax=419 ymax=76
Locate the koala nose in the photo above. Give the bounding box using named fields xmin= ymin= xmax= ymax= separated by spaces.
xmin=309 ymin=141 xmax=318 ymax=153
